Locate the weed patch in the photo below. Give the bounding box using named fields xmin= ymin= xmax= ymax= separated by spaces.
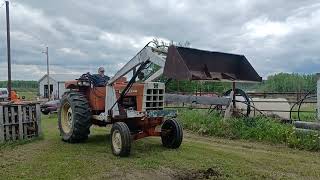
xmin=178 ymin=109 xmax=320 ymax=151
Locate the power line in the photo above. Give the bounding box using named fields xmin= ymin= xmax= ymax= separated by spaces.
xmin=0 ymin=2 xmax=5 ymax=9
xmin=1 ymin=0 xmax=48 ymax=49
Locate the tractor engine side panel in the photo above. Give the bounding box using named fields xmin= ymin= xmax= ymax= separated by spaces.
xmin=114 ymin=83 xmax=145 ymax=112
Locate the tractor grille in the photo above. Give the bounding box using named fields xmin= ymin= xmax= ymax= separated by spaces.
xmin=143 ymin=83 xmax=165 ymax=111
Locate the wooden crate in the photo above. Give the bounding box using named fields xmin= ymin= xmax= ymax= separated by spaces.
xmin=0 ymin=103 xmax=41 ymax=142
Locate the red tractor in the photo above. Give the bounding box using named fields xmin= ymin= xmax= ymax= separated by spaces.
xmin=58 ymin=44 xmax=261 ymax=156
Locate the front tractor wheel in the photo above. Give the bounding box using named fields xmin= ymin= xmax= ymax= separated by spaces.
xmin=161 ymin=119 xmax=183 ymax=149
xmin=58 ymin=92 xmax=92 ymax=143
xmin=110 ymin=122 xmax=132 ymax=157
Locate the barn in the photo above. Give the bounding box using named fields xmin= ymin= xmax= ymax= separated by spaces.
xmin=38 ymin=74 xmax=81 ymax=99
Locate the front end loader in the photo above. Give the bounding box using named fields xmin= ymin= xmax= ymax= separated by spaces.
xmin=58 ymin=43 xmax=261 ymax=156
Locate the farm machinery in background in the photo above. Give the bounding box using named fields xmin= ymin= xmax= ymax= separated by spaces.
xmin=58 ymin=43 xmax=262 ymax=156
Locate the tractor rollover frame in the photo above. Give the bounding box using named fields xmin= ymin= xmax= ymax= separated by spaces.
xmin=59 ymin=43 xmax=261 ymax=156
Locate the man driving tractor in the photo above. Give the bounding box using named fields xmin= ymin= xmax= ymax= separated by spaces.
xmin=93 ymin=67 xmax=110 ymax=86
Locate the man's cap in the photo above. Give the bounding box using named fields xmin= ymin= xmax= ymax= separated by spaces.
xmin=98 ymin=67 xmax=105 ymax=72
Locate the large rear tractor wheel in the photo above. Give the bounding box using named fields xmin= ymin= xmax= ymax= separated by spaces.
xmin=58 ymin=92 xmax=92 ymax=143
xmin=161 ymin=119 xmax=183 ymax=148
xmin=110 ymin=122 xmax=132 ymax=157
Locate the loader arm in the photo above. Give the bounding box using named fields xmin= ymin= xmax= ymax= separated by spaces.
xmin=145 ymin=67 xmax=164 ymax=82
xmin=108 ymin=46 xmax=166 ymax=85
xmin=106 ymin=45 xmax=167 ymax=117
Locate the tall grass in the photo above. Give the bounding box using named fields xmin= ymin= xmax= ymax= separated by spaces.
xmin=291 ymin=104 xmax=317 ymax=122
xmin=178 ymin=109 xmax=320 ymax=151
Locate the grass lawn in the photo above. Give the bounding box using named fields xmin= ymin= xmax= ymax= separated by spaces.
xmin=0 ymin=115 xmax=320 ymax=179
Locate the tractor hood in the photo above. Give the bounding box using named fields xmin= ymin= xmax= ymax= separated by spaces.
xmin=163 ymin=45 xmax=262 ymax=82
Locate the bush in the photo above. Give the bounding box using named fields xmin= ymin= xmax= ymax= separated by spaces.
xmin=287 ymin=130 xmax=320 ymax=151
xmin=178 ymin=109 xmax=320 ymax=151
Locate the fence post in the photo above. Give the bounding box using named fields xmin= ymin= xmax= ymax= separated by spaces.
xmin=23 ymin=106 xmax=27 ymax=138
xmin=36 ymin=104 xmax=41 ymax=136
xmin=0 ymin=106 xmax=4 ymax=143
xmin=18 ymin=105 xmax=23 ymax=140
xmin=28 ymin=106 xmax=33 ymax=138
xmin=4 ymin=106 xmax=10 ymax=140
xmin=11 ymin=106 xmax=16 ymax=140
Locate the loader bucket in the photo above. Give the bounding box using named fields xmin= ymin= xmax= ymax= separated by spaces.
xmin=163 ymin=45 xmax=262 ymax=82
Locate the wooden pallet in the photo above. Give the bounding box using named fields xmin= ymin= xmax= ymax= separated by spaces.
xmin=0 ymin=103 xmax=41 ymax=142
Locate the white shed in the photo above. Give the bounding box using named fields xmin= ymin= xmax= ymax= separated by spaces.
xmin=38 ymin=74 xmax=81 ymax=99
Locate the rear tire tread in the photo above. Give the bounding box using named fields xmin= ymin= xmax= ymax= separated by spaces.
xmin=58 ymin=92 xmax=92 ymax=143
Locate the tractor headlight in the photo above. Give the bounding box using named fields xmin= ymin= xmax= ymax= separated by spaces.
xmin=77 ymin=81 xmax=90 ymax=86
xmin=82 ymin=81 xmax=90 ymax=86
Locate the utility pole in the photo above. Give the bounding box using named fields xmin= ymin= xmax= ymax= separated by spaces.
xmin=42 ymin=47 xmax=50 ymax=100
xmin=5 ymin=1 xmax=12 ymax=101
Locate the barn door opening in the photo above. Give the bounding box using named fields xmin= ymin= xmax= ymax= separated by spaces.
xmin=44 ymin=84 xmax=53 ymax=98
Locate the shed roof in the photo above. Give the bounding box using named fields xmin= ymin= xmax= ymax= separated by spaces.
xmin=38 ymin=74 xmax=81 ymax=83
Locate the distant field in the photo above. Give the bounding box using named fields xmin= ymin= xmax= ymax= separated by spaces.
xmin=15 ymin=88 xmax=38 ymax=101
xmin=0 ymin=80 xmax=38 ymax=101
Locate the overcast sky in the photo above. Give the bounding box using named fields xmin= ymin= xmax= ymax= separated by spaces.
xmin=0 ymin=0 xmax=319 ymax=80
